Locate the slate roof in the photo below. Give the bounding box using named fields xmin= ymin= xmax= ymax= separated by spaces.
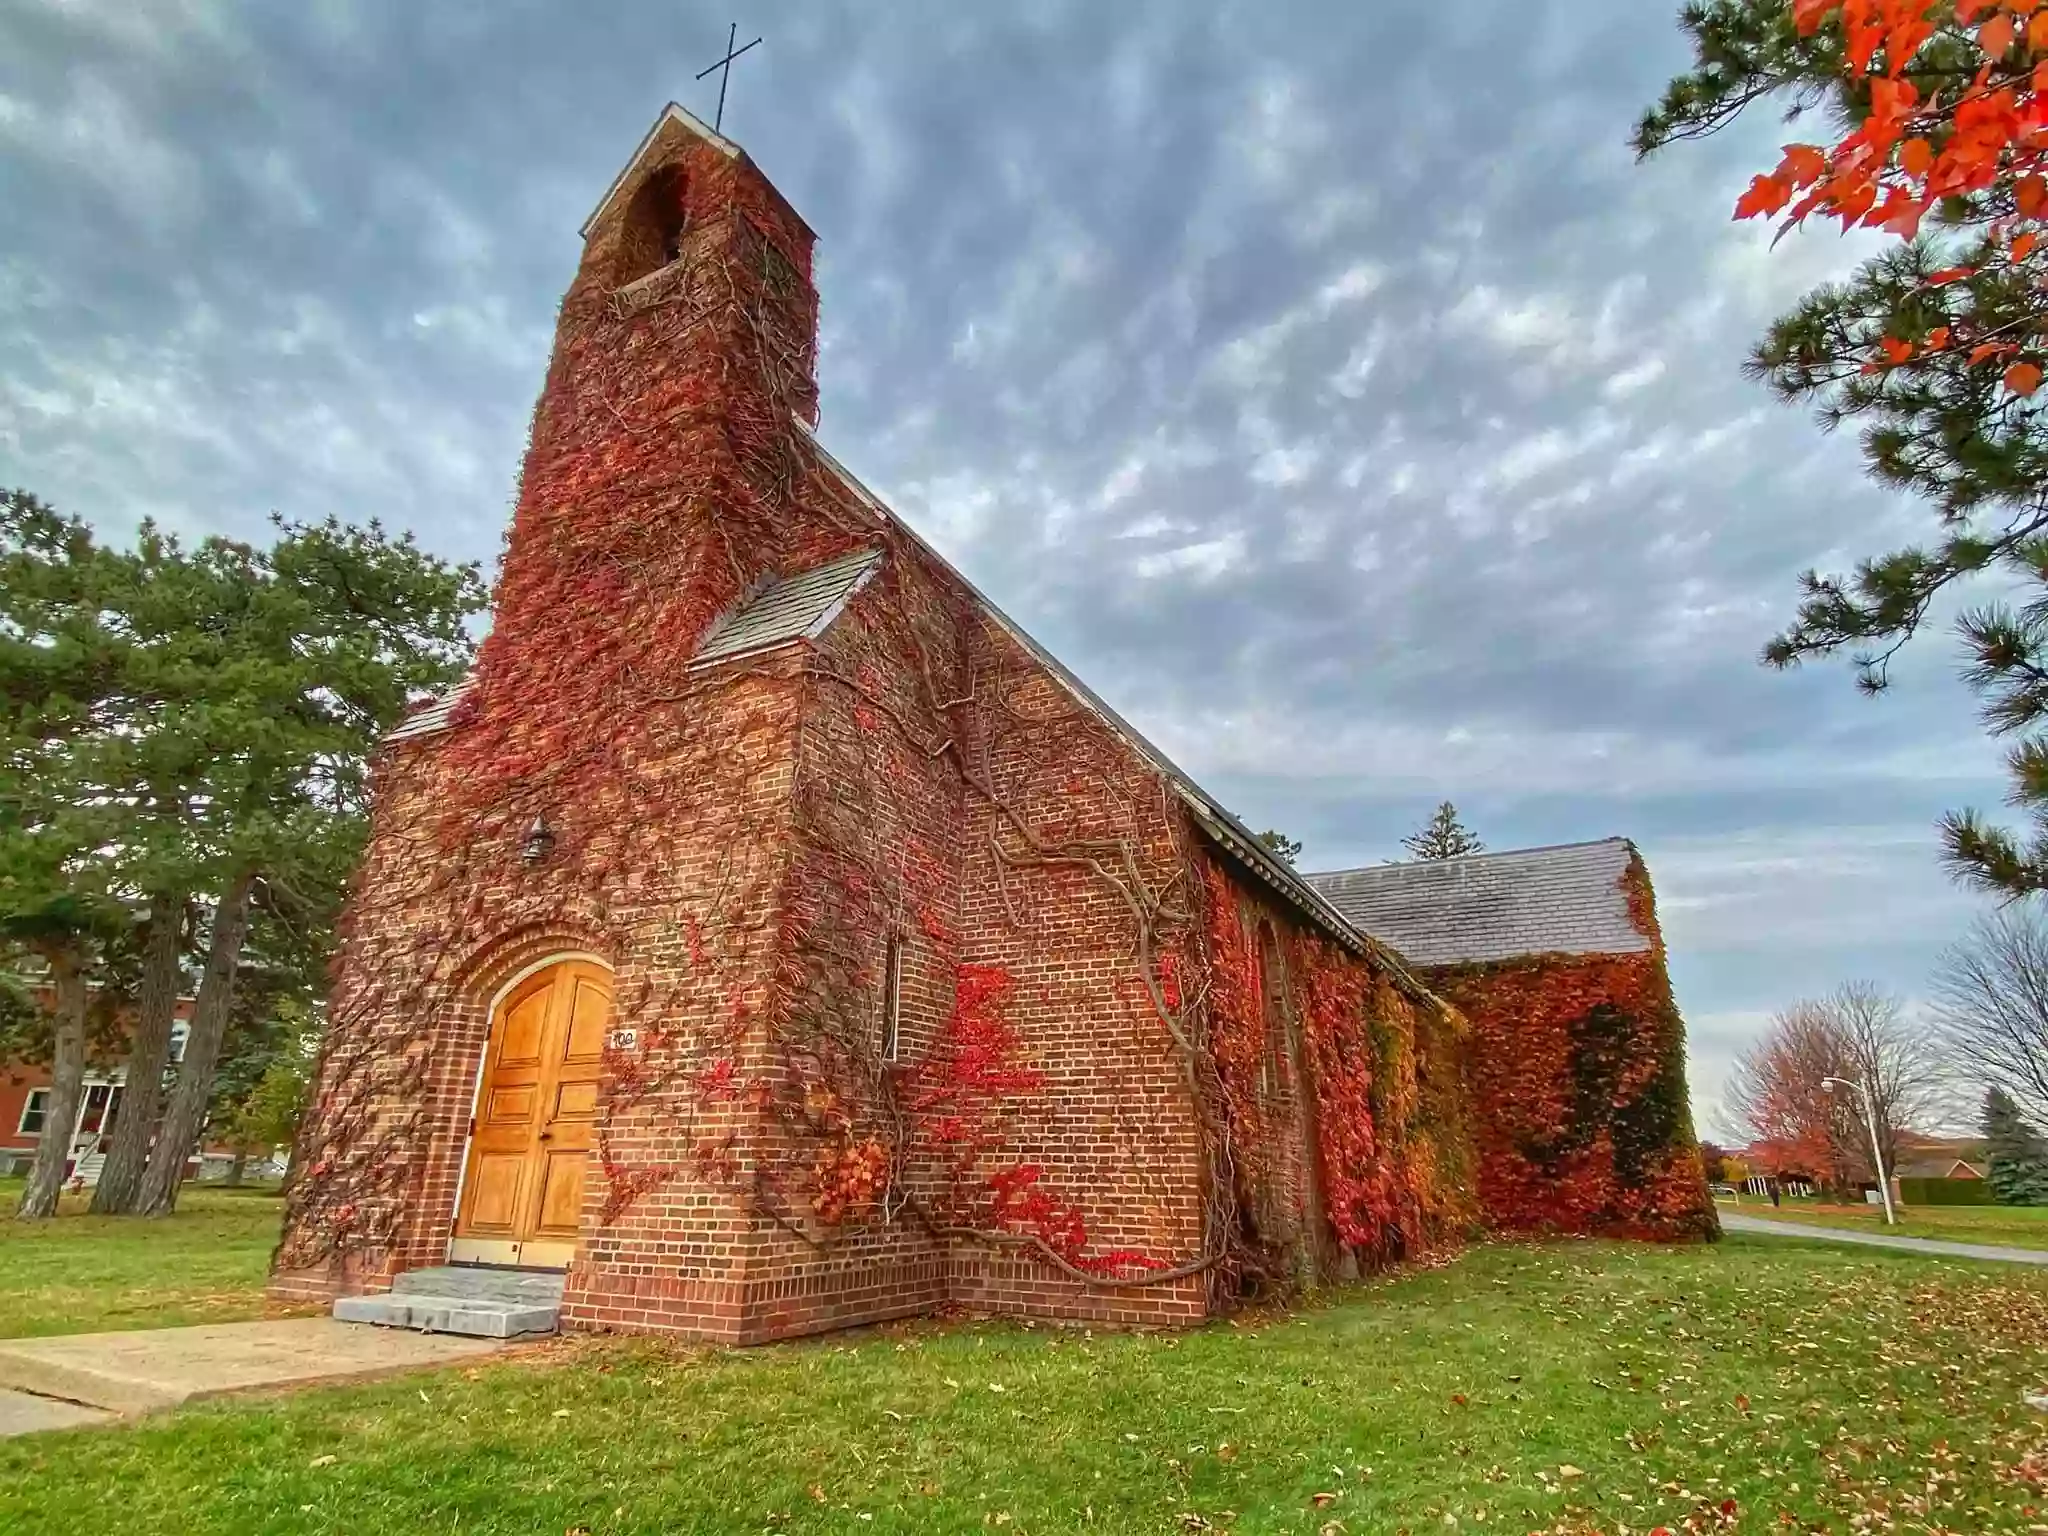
xmin=381 ymin=548 xmax=879 ymax=746
xmin=385 ymin=680 xmax=474 ymax=744
xmin=1303 ymin=837 xmax=1650 ymax=967
xmin=689 ymin=547 xmax=881 ymax=669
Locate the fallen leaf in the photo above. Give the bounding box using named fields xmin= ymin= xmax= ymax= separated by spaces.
xmin=308 ymin=1454 xmax=337 ymax=1468
xmin=1311 ymin=1491 xmax=1338 ymax=1507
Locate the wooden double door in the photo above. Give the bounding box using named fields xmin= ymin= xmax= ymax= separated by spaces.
xmin=450 ymin=960 xmax=612 ymax=1269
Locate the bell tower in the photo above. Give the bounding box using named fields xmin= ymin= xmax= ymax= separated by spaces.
xmin=444 ymin=105 xmax=828 ymax=811
xmin=570 ymin=103 xmax=819 ymax=431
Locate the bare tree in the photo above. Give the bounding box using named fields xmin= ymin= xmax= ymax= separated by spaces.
xmin=1725 ymin=984 xmax=1940 ymax=1192
xmin=1930 ymin=910 xmax=2048 ymax=1128
xmin=1831 ymin=980 xmax=1945 ymax=1174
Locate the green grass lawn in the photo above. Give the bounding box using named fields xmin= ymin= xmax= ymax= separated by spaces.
xmin=0 ymin=1236 xmax=2043 ymax=1535
xmin=1727 ymin=1195 xmax=2048 ymax=1250
xmin=0 ymin=1178 xmax=292 ymax=1338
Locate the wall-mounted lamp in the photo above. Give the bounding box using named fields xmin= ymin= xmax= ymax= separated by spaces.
xmin=520 ymin=815 xmax=556 ymax=867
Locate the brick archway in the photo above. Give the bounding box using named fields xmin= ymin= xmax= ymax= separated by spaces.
xmin=373 ymin=926 xmax=619 ymax=1280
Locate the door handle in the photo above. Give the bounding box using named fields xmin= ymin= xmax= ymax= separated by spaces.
xmin=538 ymin=1130 xmax=554 ymax=1142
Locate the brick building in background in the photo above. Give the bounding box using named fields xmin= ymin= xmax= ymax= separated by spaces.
xmin=272 ymin=105 xmax=1715 ymax=1343
xmin=0 ymin=995 xmax=199 ymax=1184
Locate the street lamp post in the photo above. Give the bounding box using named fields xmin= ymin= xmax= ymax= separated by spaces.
xmin=1822 ymin=1075 xmax=1897 ymax=1226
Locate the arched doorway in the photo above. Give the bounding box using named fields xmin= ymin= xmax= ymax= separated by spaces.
xmin=448 ymin=958 xmax=613 ymax=1268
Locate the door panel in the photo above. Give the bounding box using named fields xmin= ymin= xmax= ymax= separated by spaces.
xmin=499 ymin=990 xmax=549 ymax=1066
xmin=563 ymin=977 xmax=609 ymax=1060
xmin=554 ymin=1080 xmax=599 ymax=1118
xmin=535 ymin=1149 xmax=588 ymax=1238
xmin=466 ymin=1154 xmax=525 ymax=1231
xmin=454 ymin=960 xmax=613 ymax=1267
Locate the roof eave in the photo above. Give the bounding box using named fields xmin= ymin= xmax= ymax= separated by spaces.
xmin=789 ymin=418 xmax=1451 ymax=1010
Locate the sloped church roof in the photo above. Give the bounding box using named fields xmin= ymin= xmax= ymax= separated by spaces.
xmin=1306 ymin=838 xmax=1652 ymax=967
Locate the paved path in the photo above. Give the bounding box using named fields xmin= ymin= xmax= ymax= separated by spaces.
xmin=0 ymin=1318 xmax=509 ymax=1420
xmin=0 ymin=1387 xmax=111 ymax=1435
xmin=1722 ymin=1210 xmax=2048 ymax=1266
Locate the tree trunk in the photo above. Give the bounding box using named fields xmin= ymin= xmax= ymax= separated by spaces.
xmin=17 ymin=947 xmax=89 ymax=1220
xmin=89 ymin=898 xmax=184 ymax=1215
xmin=223 ymin=1148 xmax=248 ymax=1187
xmin=136 ymin=871 xmax=256 ymax=1217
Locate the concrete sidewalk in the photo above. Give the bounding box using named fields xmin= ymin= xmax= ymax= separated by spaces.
xmin=0 ymin=1387 xmax=111 ymax=1434
xmin=1722 ymin=1210 xmax=2048 ymax=1266
xmin=0 ymin=1317 xmax=510 ymax=1421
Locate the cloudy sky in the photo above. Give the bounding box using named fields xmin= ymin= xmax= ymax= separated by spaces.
xmin=0 ymin=0 xmax=2016 ymax=1133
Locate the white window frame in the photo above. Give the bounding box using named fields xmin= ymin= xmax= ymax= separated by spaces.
xmin=17 ymin=1088 xmax=49 ymax=1137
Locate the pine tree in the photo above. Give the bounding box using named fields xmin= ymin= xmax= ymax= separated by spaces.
xmin=0 ymin=492 xmax=485 ymax=1215
xmin=1254 ymin=829 xmax=1303 ymax=865
xmin=1983 ymin=1086 xmax=2048 ymax=1206
xmin=129 ymin=515 xmax=484 ymax=1215
xmin=1638 ymin=4 xmax=2048 ymax=898
xmin=1401 ymin=802 xmax=1485 ymax=861
xmin=0 ymin=493 xmax=143 ymax=1216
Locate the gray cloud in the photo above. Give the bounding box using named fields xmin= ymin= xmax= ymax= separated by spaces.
xmin=0 ymin=0 xmax=2012 ymax=1131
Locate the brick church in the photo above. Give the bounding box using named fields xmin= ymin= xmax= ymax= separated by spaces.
xmin=272 ymin=104 xmax=1716 ymax=1343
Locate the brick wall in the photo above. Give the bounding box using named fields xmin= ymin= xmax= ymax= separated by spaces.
xmin=274 ymin=107 xmax=1667 ymax=1344
xmin=1424 ymin=852 xmax=1717 ymax=1242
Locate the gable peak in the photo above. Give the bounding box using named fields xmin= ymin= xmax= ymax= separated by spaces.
xmin=580 ymin=102 xmax=741 ymax=239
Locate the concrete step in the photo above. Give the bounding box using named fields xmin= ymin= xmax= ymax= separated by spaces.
xmin=334 ymin=1265 xmax=566 ymax=1339
xmin=333 ymin=1294 xmax=557 ymax=1338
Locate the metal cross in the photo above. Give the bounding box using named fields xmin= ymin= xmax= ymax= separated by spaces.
xmin=695 ymin=22 xmax=762 ymax=135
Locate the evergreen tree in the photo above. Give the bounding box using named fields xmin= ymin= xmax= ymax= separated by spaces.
xmin=0 ymin=494 xmax=140 ymax=1216
xmin=0 ymin=491 xmax=485 ymax=1215
xmin=1983 ymin=1086 xmax=2048 ymax=1206
xmin=1401 ymin=801 xmax=1486 ymax=861
xmin=128 ymin=515 xmax=483 ymax=1215
xmin=1254 ymin=829 xmax=1303 ymax=865
xmin=1638 ymin=3 xmax=2048 ymax=897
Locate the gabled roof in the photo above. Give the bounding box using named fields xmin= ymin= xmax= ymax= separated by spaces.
xmin=381 ymin=549 xmax=879 ymax=747
xmin=788 ymin=418 xmax=1433 ymax=984
xmin=578 ymin=102 xmax=818 ymax=244
xmin=1304 ymin=837 xmax=1650 ymax=968
xmin=386 ymin=680 xmax=474 ymax=745
xmin=580 ymin=102 xmax=739 ymax=238
xmin=1893 ymin=1157 xmax=1986 ymax=1180
xmin=691 ymin=547 xmax=881 ymax=669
